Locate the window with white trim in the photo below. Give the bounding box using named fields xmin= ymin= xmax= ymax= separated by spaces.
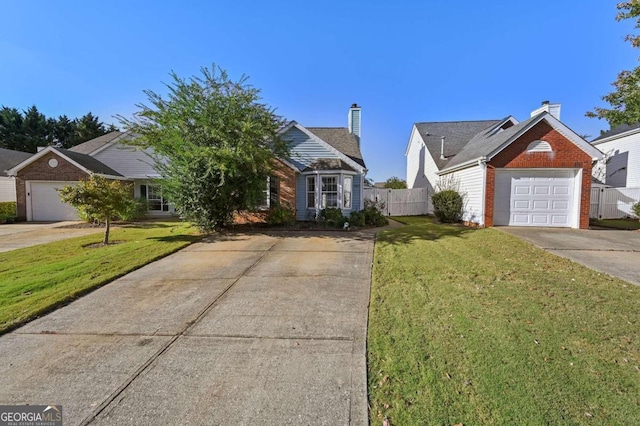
xmin=321 ymin=176 xmax=338 ymax=208
xmin=307 ymin=176 xmax=316 ymax=208
xmin=343 ymin=176 xmax=352 ymax=209
xmin=140 ymin=184 xmax=169 ymax=212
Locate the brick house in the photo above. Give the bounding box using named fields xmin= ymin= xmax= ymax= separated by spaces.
xmin=7 ymin=104 xmax=367 ymax=222
xmin=405 ymin=102 xmax=603 ymax=229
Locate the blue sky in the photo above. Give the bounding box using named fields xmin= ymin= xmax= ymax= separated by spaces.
xmin=0 ymin=1 xmax=636 ymax=182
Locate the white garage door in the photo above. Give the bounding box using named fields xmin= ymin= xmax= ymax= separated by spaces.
xmin=29 ymin=181 xmax=79 ymax=221
xmin=494 ymin=169 xmax=578 ymax=227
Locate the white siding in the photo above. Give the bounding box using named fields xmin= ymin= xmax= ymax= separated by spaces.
xmin=0 ymin=177 xmax=16 ymax=202
xmin=406 ymin=127 xmax=439 ymax=191
xmin=441 ymin=165 xmax=485 ymax=225
xmin=93 ymin=143 xmax=161 ymax=179
xmin=595 ymin=133 xmax=640 ymax=187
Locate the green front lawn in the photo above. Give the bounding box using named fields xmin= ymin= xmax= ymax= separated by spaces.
xmin=0 ymin=221 xmax=201 ymax=334
xmin=590 ymin=218 xmax=640 ymax=230
xmin=369 ymin=216 xmax=640 ymax=425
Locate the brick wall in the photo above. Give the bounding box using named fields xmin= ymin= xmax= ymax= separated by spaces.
xmin=271 ymin=159 xmax=297 ymax=215
xmin=15 ymin=152 xmax=88 ymax=220
xmin=485 ymin=121 xmax=593 ymax=229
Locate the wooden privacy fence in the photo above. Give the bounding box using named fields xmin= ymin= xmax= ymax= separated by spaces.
xmin=590 ymin=187 xmax=640 ymax=219
xmin=364 ymin=188 xmax=431 ymax=216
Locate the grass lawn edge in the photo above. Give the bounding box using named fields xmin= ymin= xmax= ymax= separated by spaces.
xmin=0 ymin=230 xmax=204 ymax=335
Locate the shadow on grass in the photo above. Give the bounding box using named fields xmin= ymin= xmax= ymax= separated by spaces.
xmin=147 ymin=234 xmax=203 ymax=243
xmin=379 ymin=216 xmax=477 ymax=245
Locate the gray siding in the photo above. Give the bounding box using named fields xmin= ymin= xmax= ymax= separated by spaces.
xmin=284 ymin=128 xmax=339 ymax=170
xmin=93 ymin=144 xmax=160 ymax=179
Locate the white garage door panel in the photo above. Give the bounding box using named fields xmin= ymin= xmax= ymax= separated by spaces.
xmin=494 ymin=170 xmax=577 ymax=228
xmin=30 ymin=181 xmax=79 ymax=221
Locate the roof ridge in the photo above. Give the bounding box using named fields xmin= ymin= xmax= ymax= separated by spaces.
xmin=415 ymin=119 xmax=501 ymax=125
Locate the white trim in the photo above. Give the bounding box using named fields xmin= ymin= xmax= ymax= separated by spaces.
xmin=6 ymin=146 xmax=128 ymax=180
xmin=438 ymin=157 xmax=486 ymax=175
xmin=486 ymin=113 xmax=603 ymax=163
xmin=487 ymin=116 xmax=520 ymax=136
xmin=281 ymin=122 xmax=366 ymax=173
xmin=573 ymin=168 xmax=583 ymax=229
xmin=479 ymin=160 xmax=487 ymax=227
xmin=592 ymin=127 xmax=640 ymax=145
xmin=306 ymin=175 xmax=316 ymax=209
xmin=404 ymin=125 xmax=420 ymax=156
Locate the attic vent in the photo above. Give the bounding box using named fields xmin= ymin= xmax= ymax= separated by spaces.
xmin=526 ymin=140 xmax=552 ymax=153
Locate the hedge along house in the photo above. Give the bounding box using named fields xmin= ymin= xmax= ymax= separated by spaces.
xmin=406 ymin=102 xmax=603 ymax=228
xmin=275 ymin=104 xmax=367 ymax=221
xmin=7 ymin=146 xmax=127 ymax=221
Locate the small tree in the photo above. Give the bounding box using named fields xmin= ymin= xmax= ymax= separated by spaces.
xmin=383 ymin=176 xmax=407 ymax=189
xmin=57 ymin=176 xmax=134 ymax=244
xmin=120 ymin=65 xmax=288 ymax=231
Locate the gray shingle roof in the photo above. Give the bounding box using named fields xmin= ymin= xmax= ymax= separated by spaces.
xmin=0 ymin=148 xmax=32 ymax=176
xmin=415 ymin=120 xmax=502 ymax=169
xmin=69 ymin=131 xmax=131 ymax=154
xmin=591 ymin=122 xmax=640 ymax=143
xmin=441 ymin=116 xmax=539 ymax=171
xmin=57 ymin=148 xmax=123 ymax=177
xmin=302 ymin=158 xmax=356 ymax=172
xmin=306 ymin=127 xmax=366 ymax=168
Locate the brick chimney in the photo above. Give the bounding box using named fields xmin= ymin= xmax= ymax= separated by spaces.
xmin=530 ymin=100 xmax=561 ymax=120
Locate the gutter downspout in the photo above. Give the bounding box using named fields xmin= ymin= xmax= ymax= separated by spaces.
xmin=478 ymin=157 xmax=487 ymax=227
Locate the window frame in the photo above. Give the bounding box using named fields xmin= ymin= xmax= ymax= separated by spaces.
xmin=321 ymin=175 xmax=339 ymax=209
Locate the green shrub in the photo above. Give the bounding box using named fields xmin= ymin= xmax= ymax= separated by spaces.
xmin=0 ymin=213 xmax=16 ymax=224
xmin=116 ymin=197 xmax=148 ymax=222
xmin=432 ymin=189 xmax=463 ymax=223
xmin=349 ymin=210 xmax=366 ymax=228
xmin=363 ymin=199 xmax=389 ymax=227
xmin=266 ymin=203 xmax=295 ymax=226
xmin=0 ymin=202 xmax=16 ymax=216
xmin=632 ymin=201 xmax=640 ymax=219
xmin=320 ymin=208 xmax=347 ymax=228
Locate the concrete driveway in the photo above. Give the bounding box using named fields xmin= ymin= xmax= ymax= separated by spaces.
xmin=0 ymin=221 xmax=102 ymax=252
xmin=500 ymin=227 xmax=640 ymax=286
xmin=0 ymin=230 xmax=374 ymax=425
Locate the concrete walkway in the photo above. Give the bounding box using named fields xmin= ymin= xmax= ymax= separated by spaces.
xmin=500 ymin=227 xmax=640 ymax=286
xmin=0 ymin=221 xmax=102 ymax=252
xmin=0 ymin=230 xmax=374 ymax=425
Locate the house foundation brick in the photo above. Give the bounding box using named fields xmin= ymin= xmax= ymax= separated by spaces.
xmin=271 ymin=159 xmax=297 ymax=215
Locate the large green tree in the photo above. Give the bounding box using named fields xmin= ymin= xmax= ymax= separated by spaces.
xmin=0 ymin=107 xmax=117 ymax=152
xmin=121 ymin=65 xmax=288 ymax=231
xmin=587 ymin=1 xmax=640 ymax=126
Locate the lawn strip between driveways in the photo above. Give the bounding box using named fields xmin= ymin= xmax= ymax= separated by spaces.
xmin=0 ymin=221 xmax=201 ymax=334
xmin=368 ymin=216 xmax=640 ymax=425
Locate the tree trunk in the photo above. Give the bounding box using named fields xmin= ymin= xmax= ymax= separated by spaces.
xmin=104 ymin=214 xmax=110 ymax=245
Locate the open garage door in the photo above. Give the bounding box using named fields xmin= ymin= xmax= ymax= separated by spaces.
xmin=28 ymin=181 xmax=79 ymax=221
xmin=493 ymin=169 xmax=579 ymax=227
